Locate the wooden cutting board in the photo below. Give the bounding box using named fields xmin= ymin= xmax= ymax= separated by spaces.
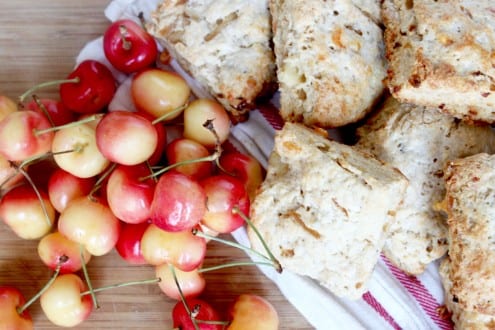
xmin=0 ymin=1 xmax=314 ymax=329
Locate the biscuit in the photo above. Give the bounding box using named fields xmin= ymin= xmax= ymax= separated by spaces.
xmin=356 ymin=96 xmax=495 ymax=274
xmin=248 ymin=122 xmax=408 ymax=299
xmin=440 ymin=259 xmax=495 ymax=329
xmin=382 ymin=0 xmax=495 ymax=123
xmin=442 ymin=153 xmax=495 ymax=315
xmin=269 ymin=0 xmax=386 ymax=128
xmin=148 ymin=0 xmax=277 ymax=123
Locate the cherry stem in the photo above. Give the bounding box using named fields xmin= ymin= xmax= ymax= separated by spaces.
xmin=202 ymin=119 xmax=227 ymax=173
xmin=137 ymin=12 xmax=147 ymax=30
xmin=19 ymin=148 xmax=79 ymax=170
xmin=198 ymin=260 xmax=276 ymax=273
xmin=18 ymin=167 xmax=52 ymax=227
xmin=191 ymin=229 xmax=272 ymax=265
xmin=18 ymin=77 xmax=80 ymax=104
xmin=80 ymin=278 xmax=160 ymax=296
xmin=34 ymin=113 xmax=104 ymax=137
xmin=17 ymin=256 xmax=67 ymax=315
xmin=0 ymin=149 xmax=78 ymax=193
xmin=32 ymin=95 xmax=55 ymax=127
xmin=80 ymin=244 xmax=99 ymax=309
xmin=139 ymin=145 xmax=222 ymax=181
xmin=169 ymin=264 xmax=200 ymax=330
xmin=151 ymin=103 xmax=188 ymax=125
xmin=88 ymin=163 xmax=116 ymax=200
xmin=233 ymin=206 xmax=282 ymax=273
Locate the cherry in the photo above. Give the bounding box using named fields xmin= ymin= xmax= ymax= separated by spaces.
xmin=106 ymin=163 xmax=156 ymax=224
xmin=25 ymin=97 xmax=76 ymax=126
xmin=37 ymin=231 xmax=92 ymax=274
xmin=227 ymin=294 xmax=279 ymax=330
xmin=47 ymin=167 xmax=96 ymax=213
xmin=200 ymin=174 xmax=250 ymax=234
xmin=40 ymin=274 xmax=94 ymax=328
xmin=150 ymin=170 xmax=206 ymax=232
xmin=131 ymin=68 xmax=190 ymax=120
xmin=166 ymin=138 xmax=213 ymax=180
xmin=0 ymin=286 xmax=33 ymax=330
xmin=141 ymin=224 xmax=207 ymax=271
xmin=0 ymin=110 xmax=54 ymax=162
xmin=115 ymin=221 xmax=150 ymax=265
xmin=57 ymin=195 xmax=121 ymax=256
xmin=59 ymin=60 xmax=116 ymax=114
xmin=172 ymin=297 xmax=224 ymax=330
xmin=103 ymin=19 xmax=158 ymax=74
xmin=219 ymin=151 xmax=264 ymax=202
xmin=0 ymin=183 xmax=55 ymax=240
xmin=183 ymin=99 xmax=231 ymax=149
xmin=155 ymin=264 xmax=206 ymax=300
xmin=95 ymin=110 xmax=158 ymax=166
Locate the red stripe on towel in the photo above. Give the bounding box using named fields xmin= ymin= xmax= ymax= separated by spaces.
xmin=257 ymin=103 xmax=284 ymax=130
xmin=363 ymin=292 xmax=402 ymax=330
xmin=382 ymin=256 xmax=454 ymax=330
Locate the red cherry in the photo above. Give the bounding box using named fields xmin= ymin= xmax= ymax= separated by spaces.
xmin=115 ymin=221 xmax=150 ymax=265
xmin=172 ymin=297 xmax=223 ymax=330
xmin=25 ymin=97 xmax=76 ymax=126
xmin=59 ymin=60 xmax=116 ymax=114
xmin=103 ymin=19 xmax=158 ymax=74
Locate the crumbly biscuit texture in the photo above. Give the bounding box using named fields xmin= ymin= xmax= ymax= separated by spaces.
xmin=270 ymin=0 xmax=386 ymax=128
xmin=382 ymin=0 xmax=495 ymax=123
xmin=442 ymin=153 xmax=495 ymax=315
xmin=149 ymin=0 xmax=276 ymax=122
xmin=248 ymin=123 xmax=408 ymax=299
xmin=440 ymin=259 xmax=495 ymax=329
xmin=356 ymin=97 xmax=495 ymax=274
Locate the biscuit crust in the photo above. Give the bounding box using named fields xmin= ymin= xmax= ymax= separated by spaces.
xmin=383 ymin=0 xmax=495 ymax=123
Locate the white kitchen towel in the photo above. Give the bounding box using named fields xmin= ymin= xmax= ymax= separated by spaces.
xmin=74 ymin=1 xmax=455 ymax=329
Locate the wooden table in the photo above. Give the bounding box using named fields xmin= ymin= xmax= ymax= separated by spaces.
xmin=0 ymin=1 xmax=313 ymax=329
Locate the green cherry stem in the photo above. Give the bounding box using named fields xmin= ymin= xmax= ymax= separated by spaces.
xmin=34 ymin=113 xmax=104 ymax=137
xmin=198 ymin=261 xmax=276 ymax=273
xmin=169 ymin=264 xmax=200 ymax=330
xmin=18 ymin=77 xmax=80 ymax=104
xmin=80 ymin=278 xmax=161 ymax=296
xmin=151 ymin=104 xmax=188 ymax=125
xmin=88 ymin=163 xmax=117 ymax=200
xmin=32 ymin=95 xmax=56 ymax=127
xmin=80 ymin=244 xmax=99 ymax=309
xmin=17 ymin=256 xmax=67 ymax=315
xmin=140 ymin=145 xmax=222 ymax=181
xmin=191 ymin=228 xmax=272 ymax=264
xmin=18 ymin=167 xmax=52 ymax=227
xmin=233 ymin=206 xmax=282 ymax=273
xmin=1 ymin=148 xmax=79 ymax=196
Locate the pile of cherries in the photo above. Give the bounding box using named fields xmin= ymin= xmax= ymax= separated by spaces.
xmin=0 ymin=18 xmax=280 ymax=329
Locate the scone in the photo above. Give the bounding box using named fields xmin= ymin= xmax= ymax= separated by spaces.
xmin=382 ymin=0 xmax=495 ymax=123
xmin=248 ymin=123 xmax=408 ymax=299
xmin=440 ymin=259 xmax=495 ymax=330
xmin=355 ymin=96 xmax=495 ymax=275
xmin=441 ymin=153 xmax=495 ymax=316
xmin=269 ymin=0 xmax=386 ymax=128
xmin=148 ymin=0 xmax=277 ymax=123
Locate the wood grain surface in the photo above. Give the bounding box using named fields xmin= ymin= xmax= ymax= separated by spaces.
xmin=0 ymin=1 xmax=314 ymax=329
